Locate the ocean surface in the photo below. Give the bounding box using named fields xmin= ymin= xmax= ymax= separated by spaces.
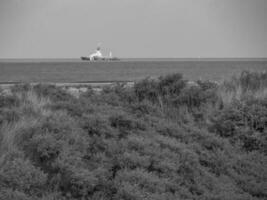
xmin=0 ymin=58 xmax=266 ymax=83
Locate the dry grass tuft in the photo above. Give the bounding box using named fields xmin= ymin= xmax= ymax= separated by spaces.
xmin=17 ymin=89 xmax=52 ymax=117
xmin=0 ymin=89 xmax=52 ymax=157
xmin=0 ymin=117 xmax=40 ymax=155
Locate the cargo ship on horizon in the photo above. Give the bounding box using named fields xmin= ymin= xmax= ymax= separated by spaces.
xmin=81 ymin=45 xmax=119 ymax=61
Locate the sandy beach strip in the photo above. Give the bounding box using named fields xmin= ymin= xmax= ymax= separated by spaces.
xmin=0 ymin=81 xmax=135 ymax=97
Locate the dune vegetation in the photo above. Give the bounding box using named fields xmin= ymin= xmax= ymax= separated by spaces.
xmin=0 ymin=71 xmax=266 ymax=200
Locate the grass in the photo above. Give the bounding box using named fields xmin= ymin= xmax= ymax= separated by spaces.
xmin=0 ymin=71 xmax=266 ymax=199
xmin=218 ymin=71 xmax=267 ymax=104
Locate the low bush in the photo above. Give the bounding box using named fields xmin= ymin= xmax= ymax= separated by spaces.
xmin=0 ymin=71 xmax=266 ymax=199
xmin=0 ymin=151 xmax=47 ymax=198
xmin=134 ymin=78 xmax=159 ymax=103
xmin=0 ymin=95 xmax=20 ymax=108
xmin=33 ymin=84 xmax=74 ymax=103
xmin=0 ymin=108 xmax=20 ymax=125
xmin=209 ymin=99 xmax=267 ymax=152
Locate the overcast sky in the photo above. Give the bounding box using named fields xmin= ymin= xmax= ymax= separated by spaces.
xmin=0 ymin=0 xmax=266 ymax=58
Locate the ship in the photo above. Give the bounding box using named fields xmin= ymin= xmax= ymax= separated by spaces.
xmin=81 ymin=46 xmax=119 ymax=61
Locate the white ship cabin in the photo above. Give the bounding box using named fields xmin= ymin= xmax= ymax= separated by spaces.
xmin=89 ymin=47 xmax=103 ymax=61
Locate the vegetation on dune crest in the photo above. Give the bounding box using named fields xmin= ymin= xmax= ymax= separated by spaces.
xmin=0 ymin=71 xmax=266 ymax=199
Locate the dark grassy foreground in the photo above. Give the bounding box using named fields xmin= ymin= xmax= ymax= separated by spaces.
xmin=0 ymin=71 xmax=266 ymax=200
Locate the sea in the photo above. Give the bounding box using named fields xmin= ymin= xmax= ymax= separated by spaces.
xmin=0 ymin=58 xmax=266 ymax=83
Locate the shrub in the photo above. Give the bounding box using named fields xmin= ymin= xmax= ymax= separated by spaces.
xmin=0 ymin=95 xmax=20 ymax=108
xmin=79 ymin=114 xmax=115 ymax=138
xmin=10 ymin=83 xmax=31 ymax=94
xmin=0 ymin=189 xmax=32 ymax=200
xmin=134 ymin=73 xmax=187 ymax=104
xmin=0 ymin=108 xmax=20 ymax=125
xmin=49 ymin=100 xmax=86 ymax=117
xmin=0 ymin=152 xmax=47 ymax=196
xmin=209 ymin=100 xmax=267 ymax=152
xmin=158 ymin=73 xmax=186 ymax=96
xmin=128 ymin=100 xmax=161 ymax=116
xmin=238 ymin=71 xmax=267 ymax=92
xmin=109 ymin=112 xmax=146 ymax=132
xmin=222 ymin=71 xmax=267 ymax=96
xmin=174 ymin=85 xmax=218 ymax=109
xmin=0 ymin=71 xmax=267 ymax=199
xmin=134 ymin=78 xmax=159 ymax=103
xmin=33 ymin=84 xmax=74 ymax=102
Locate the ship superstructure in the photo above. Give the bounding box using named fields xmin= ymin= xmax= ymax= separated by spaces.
xmin=81 ymin=45 xmax=119 ymax=61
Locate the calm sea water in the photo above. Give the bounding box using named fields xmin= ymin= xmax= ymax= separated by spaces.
xmin=0 ymin=59 xmax=266 ymax=83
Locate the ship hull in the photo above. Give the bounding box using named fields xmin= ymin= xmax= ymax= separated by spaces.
xmin=81 ymin=57 xmax=120 ymax=61
xmin=81 ymin=57 xmax=91 ymax=61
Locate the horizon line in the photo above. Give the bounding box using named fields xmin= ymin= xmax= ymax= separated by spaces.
xmin=1 ymin=57 xmax=267 ymax=60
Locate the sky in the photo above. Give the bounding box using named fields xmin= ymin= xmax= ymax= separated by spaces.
xmin=0 ymin=0 xmax=266 ymax=58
